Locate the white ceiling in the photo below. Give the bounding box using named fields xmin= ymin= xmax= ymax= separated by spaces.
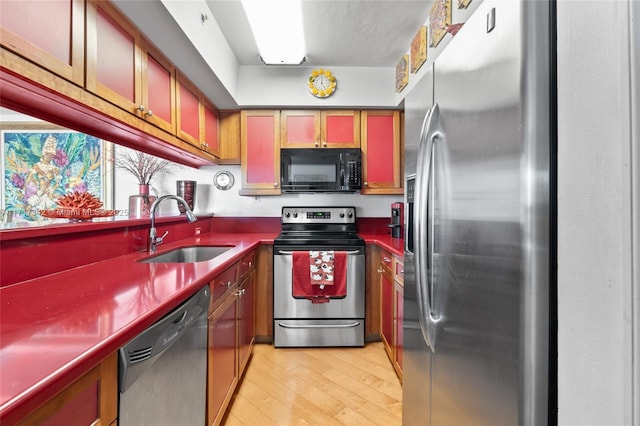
xmin=205 ymin=0 xmax=434 ymax=67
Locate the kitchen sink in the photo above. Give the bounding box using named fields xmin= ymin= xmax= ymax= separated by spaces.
xmin=139 ymin=246 xmax=233 ymax=263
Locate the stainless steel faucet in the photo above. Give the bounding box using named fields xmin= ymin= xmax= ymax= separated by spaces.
xmin=149 ymin=195 xmax=198 ymax=253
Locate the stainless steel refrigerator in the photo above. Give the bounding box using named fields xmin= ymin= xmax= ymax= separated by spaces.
xmin=403 ymin=1 xmax=555 ymax=425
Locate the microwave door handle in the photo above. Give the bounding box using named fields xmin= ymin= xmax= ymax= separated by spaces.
xmin=340 ymin=167 xmax=345 ymax=189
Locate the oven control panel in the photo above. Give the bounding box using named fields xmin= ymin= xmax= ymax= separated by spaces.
xmin=281 ymin=207 xmax=356 ymax=224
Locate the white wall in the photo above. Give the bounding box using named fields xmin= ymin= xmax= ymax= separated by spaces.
xmin=557 ymin=1 xmax=635 ymax=424
xmin=114 ymin=154 xmax=402 ymax=218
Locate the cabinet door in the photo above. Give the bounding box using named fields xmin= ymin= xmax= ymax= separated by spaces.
xmin=380 ymin=265 xmax=394 ymax=361
xmin=141 ymin=42 xmax=176 ymax=133
xmin=361 ymin=110 xmax=403 ymax=194
xmin=86 ymin=0 xmax=142 ymax=114
xmin=208 ymin=294 xmax=238 ymax=426
xmin=280 ymin=110 xmax=320 ymax=148
xmin=218 ymin=111 xmax=241 ymax=164
xmin=240 ymin=110 xmax=281 ymax=195
xmin=0 ymin=0 xmax=85 ymax=86
xmin=176 ymin=72 xmax=203 ymax=147
xmin=394 ymin=282 xmax=404 ymax=381
xmin=254 ymin=245 xmax=274 ymax=341
xmin=321 ymin=110 xmax=360 ymax=148
xmin=238 ymin=270 xmax=256 ymax=375
xmin=203 ymin=100 xmax=220 ymax=157
xmin=17 ymin=352 xmax=117 ymax=426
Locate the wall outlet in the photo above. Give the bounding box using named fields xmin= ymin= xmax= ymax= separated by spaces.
xmin=194 ymin=227 xmax=201 ymax=236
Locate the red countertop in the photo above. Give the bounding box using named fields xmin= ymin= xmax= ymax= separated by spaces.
xmin=360 ymin=233 xmax=404 ymax=257
xmin=0 ymin=221 xmax=402 ymax=424
xmin=0 ymin=231 xmax=276 ymax=425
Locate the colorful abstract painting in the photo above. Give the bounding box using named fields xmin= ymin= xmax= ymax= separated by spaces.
xmin=2 ymin=131 xmax=109 ymax=221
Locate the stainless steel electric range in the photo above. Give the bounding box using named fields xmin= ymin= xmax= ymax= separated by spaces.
xmin=273 ymin=206 xmax=365 ymax=347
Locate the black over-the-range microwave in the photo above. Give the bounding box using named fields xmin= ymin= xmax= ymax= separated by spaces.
xmin=280 ymin=148 xmax=362 ymax=193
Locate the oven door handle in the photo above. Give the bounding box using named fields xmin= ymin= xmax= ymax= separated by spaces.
xmin=277 ymin=322 xmax=361 ymax=329
xmin=276 ymin=250 xmax=362 ymax=255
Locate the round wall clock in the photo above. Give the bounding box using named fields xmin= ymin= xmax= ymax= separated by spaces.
xmin=308 ymin=69 xmax=337 ymax=98
xmin=213 ymin=170 xmax=234 ymax=190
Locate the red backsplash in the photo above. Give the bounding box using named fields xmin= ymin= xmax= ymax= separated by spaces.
xmin=1 ymin=216 xmax=393 ymax=287
xmin=357 ymin=217 xmax=395 ymax=235
xmin=0 ymin=217 xmax=210 ymax=287
xmin=211 ymin=217 xmax=281 ymax=233
xmin=210 ymin=216 xmax=392 ymax=235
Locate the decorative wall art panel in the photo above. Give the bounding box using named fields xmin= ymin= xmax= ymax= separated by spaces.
xmin=395 ymin=54 xmax=409 ymax=93
xmin=411 ymin=26 xmax=427 ymax=73
xmin=429 ymin=0 xmax=452 ymax=48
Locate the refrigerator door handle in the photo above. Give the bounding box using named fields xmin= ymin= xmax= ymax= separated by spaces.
xmin=427 ymin=131 xmax=442 ymax=345
xmin=414 ymin=103 xmax=441 ymax=352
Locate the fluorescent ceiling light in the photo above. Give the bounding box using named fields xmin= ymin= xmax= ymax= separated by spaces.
xmin=241 ymin=0 xmax=306 ymax=65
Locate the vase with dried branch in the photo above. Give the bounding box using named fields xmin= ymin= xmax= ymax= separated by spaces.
xmin=115 ymin=149 xmax=174 ymax=218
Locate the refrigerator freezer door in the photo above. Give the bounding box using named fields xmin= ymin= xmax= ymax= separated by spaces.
xmin=429 ymin=1 xmax=551 ymax=425
xmin=404 ymin=64 xmax=434 ymax=179
xmin=403 ymin=65 xmax=434 ymax=426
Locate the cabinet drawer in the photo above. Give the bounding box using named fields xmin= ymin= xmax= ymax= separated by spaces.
xmin=394 ymin=256 xmax=404 ymax=284
xmin=238 ymin=251 xmax=255 ymax=281
xmin=380 ymin=250 xmax=393 ymax=272
xmin=209 ymin=265 xmax=238 ymax=313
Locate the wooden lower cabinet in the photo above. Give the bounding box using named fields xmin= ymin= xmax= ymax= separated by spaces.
xmin=374 ymin=245 xmax=404 ymax=382
xmin=17 ymin=352 xmax=117 ymax=426
xmin=207 ymin=292 xmax=239 ymax=426
xmin=207 ymin=250 xmax=257 ymax=426
xmin=393 ymin=281 xmax=404 ymax=380
xmin=380 ymin=258 xmax=395 ymax=361
xmin=254 ymin=245 xmax=273 ymax=342
xmin=238 ymin=269 xmax=256 ymax=374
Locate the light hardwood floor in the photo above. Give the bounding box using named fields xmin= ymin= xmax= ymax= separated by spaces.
xmin=223 ymin=342 xmax=402 ymax=426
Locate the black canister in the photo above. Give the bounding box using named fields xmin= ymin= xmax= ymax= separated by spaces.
xmin=176 ymin=180 xmax=196 ymax=213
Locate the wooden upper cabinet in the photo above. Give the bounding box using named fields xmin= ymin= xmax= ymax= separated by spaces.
xmin=321 ymin=110 xmax=360 ymax=148
xmin=86 ymin=0 xmax=142 ymax=114
xmin=218 ymin=111 xmax=241 ymax=164
xmin=281 ymin=110 xmax=360 ymax=148
xmin=203 ymin=99 xmax=220 ymax=157
xmin=361 ymin=110 xmax=403 ymax=194
xmin=0 ymin=0 xmax=85 ymax=86
xmin=141 ymin=41 xmax=176 ymax=134
xmin=176 ymin=72 xmax=220 ymax=157
xmin=176 ymin=72 xmax=202 ymax=147
xmin=240 ymin=110 xmax=281 ymax=195
xmin=280 ymin=110 xmax=320 ymax=148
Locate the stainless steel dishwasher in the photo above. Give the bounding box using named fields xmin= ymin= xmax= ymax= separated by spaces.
xmin=118 ymin=285 xmax=210 ymax=426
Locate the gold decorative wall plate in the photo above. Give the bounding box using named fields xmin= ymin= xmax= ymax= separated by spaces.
xmin=308 ymin=69 xmax=337 ymax=98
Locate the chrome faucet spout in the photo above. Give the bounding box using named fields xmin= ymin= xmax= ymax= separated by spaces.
xmin=149 ymin=195 xmax=198 ymax=253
